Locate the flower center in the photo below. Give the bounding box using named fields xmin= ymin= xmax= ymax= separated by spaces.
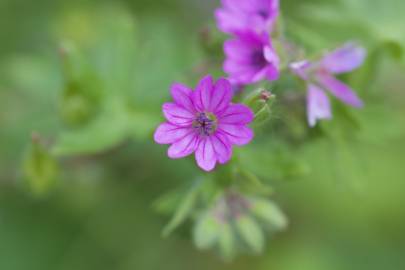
xmin=193 ymin=112 xmax=217 ymax=136
xmin=257 ymin=10 xmax=268 ymax=19
xmin=251 ymin=49 xmax=267 ymax=68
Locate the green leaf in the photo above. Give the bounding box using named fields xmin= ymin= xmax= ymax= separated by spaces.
xmin=235 ymin=215 xmax=265 ymax=254
xmin=152 ymin=189 xmax=183 ymax=215
xmin=162 ymin=178 xmax=205 ymax=237
xmin=53 ymin=99 xmax=130 ymax=156
xmin=193 ymin=213 xmax=220 ymax=250
xmin=218 ymin=223 xmax=236 ymax=260
xmin=235 ymin=168 xmax=273 ymax=196
xmin=250 ymin=199 xmax=288 ymax=230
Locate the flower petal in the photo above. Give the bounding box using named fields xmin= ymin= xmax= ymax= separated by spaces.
xmin=289 ymin=60 xmax=312 ymax=80
xmin=210 ymin=78 xmax=233 ymax=114
xmin=218 ymin=104 xmax=254 ymax=124
xmin=170 ymin=83 xmax=195 ymax=112
xmin=154 ymin=123 xmax=192 ymax=144
xmin=168 ymin=132 xmax=198 ymax=159
xmin=307 ymin=84 xmax=332 ymax=127
xmin=193 ymin=75 xmax=214 ymax=112
xmin=211 ymin=132 xmax=232 ymax=164
xmin=163 ymin=103 xmax=194 ymax=126
xmin=321 ymin=43 xmax=366 ymax=74
xmin=195 ymin=137 xmax=217 ymax=171
xmin=218 ymin=124 xmax=254 ymax=146
xmin=316 ymin=72 xmax=364 ymax=108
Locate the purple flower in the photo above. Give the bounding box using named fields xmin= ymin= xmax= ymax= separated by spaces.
xmin=215 ymin=0 xmax=279 ymax=34
xmin=224 ymin=31 xmax=279 ymax=85
xmin=154 ymin=75 xmax=254 ymax=172
xmin=290 ymin=43 xmax=366 ymax=127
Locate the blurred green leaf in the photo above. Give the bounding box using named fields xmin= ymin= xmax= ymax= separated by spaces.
xmin=250 ymin=198 xmax=288 ymax=231
xmin=235 ymin=215 xmax=265 ymax=254
xmin=218 ymin=222 xmax=236 ymax=260
xmin=193 ymin=213 xmax=220 ymax=250
xmin=162 ymin=178 xmax=205 ymax=237
xmin=53 ymin=98 xmax=130 ymax=156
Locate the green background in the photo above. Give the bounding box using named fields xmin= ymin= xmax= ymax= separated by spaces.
xmin=0 ymin=0 xmax=404 ymax=269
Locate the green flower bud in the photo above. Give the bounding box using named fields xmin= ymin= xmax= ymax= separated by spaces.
xmin=22 ymin=133 xmax=59 ymax=196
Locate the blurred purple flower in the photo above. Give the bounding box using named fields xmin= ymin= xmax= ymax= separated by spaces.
xmin=215 ymin=0 xmax=279 ymax=34
xmin=290 ymin=43 xmax=366 ymax=127
xmin=154 ymin=75 xmax=254 ymax=171
xmin=224 ymin=31 xmax=279 ymax=85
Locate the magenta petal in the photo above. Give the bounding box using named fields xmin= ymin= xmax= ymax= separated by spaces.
xmin=307 ymin=84 xmax=332 ymax=127
xmin=316 ymin=72 xmax=364 ymax=108
xmin=289 ymin=60 xmax=312 ymax=80
xmin=321 ymin=43 xmax=366 ymax=74
xmin=193 ymin=75 xmax=214 ymax=112
xmin=215 ymin=9 xmax=246 ymax=34
xmin=215 ymin=0 xmax=279 ymax=34
xmin=219 ymin=104 xmax=254 ymax=124
xmin=211 ymin=132 xmax=232 ymax=164
xmin=170 ymin=83 xmax=195 ymax=112
xmin=163 ymin=103 xmax=194 ymax=126
xmin=154 ymin=123 xmax=192 ymax=144
xmin=195 ymin=137 xmax=216 ymax=171
xmin=168 ymin=133 xmax=198 ymax=159
xmin=210 ymin=78 xmax=233 ymax=114
xmin=218 ymin=124 xmax=254 ymax=146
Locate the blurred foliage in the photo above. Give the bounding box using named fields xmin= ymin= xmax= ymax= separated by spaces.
xmin=0 ymin=0 xmax=405 ymax=269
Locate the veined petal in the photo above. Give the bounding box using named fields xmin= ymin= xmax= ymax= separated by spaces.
xmin=307 ymin=84 xmax=332 ymax=127
xmin=210 ymin=78 xmax=233 ymax=114
xmin=211 ymin=132 xmax=232 ymax=164
xmin=193 ymin=75 xmax=214 ymax=112
xmin=170 ymin=83 xmax=195 ymax=112
xmin=168 ymin=132 xmax=198 ymax=159
xmin=154 ymin=123 xmax=192 ymax=144
xmin=218 ymin=124 xmax=254 ymax=146
xmin=163 ymin=103 xmax=194 ymax=126
xmin=316 ymin=72 xmax=364 ymax=108
xmin=321 ymin=43 xmax=366 ymax=74
xmin=195 ymin=137 xmax=217 ymax=171
xmin=218 ymin=104 xmax=254 ymax=124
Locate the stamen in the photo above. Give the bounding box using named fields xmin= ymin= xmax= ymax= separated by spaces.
xmin=193 ymin=112 xmax=217 ymax=136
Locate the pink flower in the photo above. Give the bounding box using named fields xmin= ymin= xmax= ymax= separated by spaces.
xmin=154 ymin=75 xmax=254 ymax=171
xmin=224 ymin=31 xmax=280 ymax=85
xmin=215 ymin=0 xmax=279 ymax=34
xmin=290 ymin=43 xmax=366 ymax=127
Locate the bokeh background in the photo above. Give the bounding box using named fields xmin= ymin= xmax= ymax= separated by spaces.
xmin=0 ymin=0 xmax=404 ymax=269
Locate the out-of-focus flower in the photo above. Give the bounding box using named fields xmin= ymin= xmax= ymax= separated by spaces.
xmin=215 ymin=0 xmax=279 ymax=34
xmin=224 ymin=31 xmax=279 ymax=85
xmin=154 ymin=75 xmax=254 ymax=171
xmin=290 ymin=43 xmax=366 ymax=127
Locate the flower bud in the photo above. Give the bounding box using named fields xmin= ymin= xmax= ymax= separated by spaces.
xmin=244 ymin=88 xmax=276 ymax=126
xmin=22 ymin=132 xmax=59 ymax=196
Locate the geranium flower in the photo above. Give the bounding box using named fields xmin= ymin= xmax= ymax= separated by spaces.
xmin=290 ymin=43 xmax=366 ymax=127
xmin=215 ymin=0 xmax=279 ymax=34
xmin=154 ymin=75 xmax=254 ymax=171
xmin=224 ymin=31 xmax=279 ymax=85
